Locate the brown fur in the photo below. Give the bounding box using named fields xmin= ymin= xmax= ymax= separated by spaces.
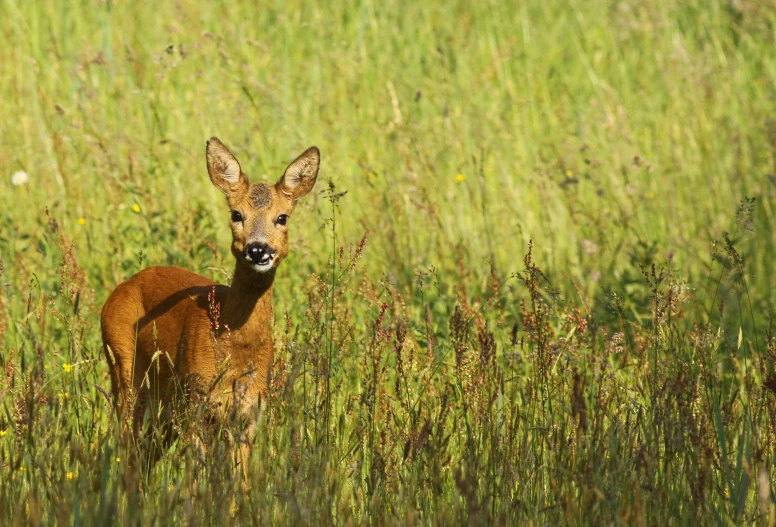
xmin=101 ymin=137 xmax=319 ymax=472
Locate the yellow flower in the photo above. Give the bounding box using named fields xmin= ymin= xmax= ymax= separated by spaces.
xmin=115 ymin=457 xmax=121 ymax=463
xmin=455 ymin=174 xmax=465 ymax=183
xmin=132 ymin=203 xmax=141 ymax=213
xmin=57 ymin=392 xmax=69 ymax=399
xmin=0 ymin=430 xmax=7 ymax=438
xmin=77 ymin=217 xmax=86 ymax=225
xmin=66 ymin=472 xmax=77 ymax=480
xmin=18 ymin=467 xmax=26 ymax=472
xmin=565 ymin=169 xmax=574 ymax=177
xmin=44 ymin=365 xmax=49 ymax=370
xmin=63 ymin=363 xmax=72 ymax=373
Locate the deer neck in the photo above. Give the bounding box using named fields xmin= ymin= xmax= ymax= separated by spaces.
xmin=221 ymin=262 xmax=275 ymax=382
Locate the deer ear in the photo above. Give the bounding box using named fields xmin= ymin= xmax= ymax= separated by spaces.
xmin=206 ymin=137 xmax=248 ymax=197
xmin=277 ymin=146 xmax=320 ymax=201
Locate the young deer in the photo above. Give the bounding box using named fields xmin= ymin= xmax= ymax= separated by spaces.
xmin=101 ymin=137 xmax=319 ymax=470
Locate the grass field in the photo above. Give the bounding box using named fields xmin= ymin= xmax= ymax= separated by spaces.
xmin=2 ymin=0 xmax=776 ymax=524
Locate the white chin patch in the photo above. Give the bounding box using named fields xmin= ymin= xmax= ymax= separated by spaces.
xmin=250 ymin=258 xmax=274 ymax=273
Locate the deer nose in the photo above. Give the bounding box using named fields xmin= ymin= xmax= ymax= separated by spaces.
xmin=244 ymin=243 xmax=274 ymax=265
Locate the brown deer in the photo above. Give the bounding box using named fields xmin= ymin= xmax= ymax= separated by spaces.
xmin=101 ymin=137 xmax=319 ymax=471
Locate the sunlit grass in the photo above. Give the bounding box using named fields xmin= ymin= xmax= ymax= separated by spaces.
xmin=1 ymin=0 xmax=776 ymax=524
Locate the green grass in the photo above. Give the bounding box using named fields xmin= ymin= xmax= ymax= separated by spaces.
xmin=1 ymin=0 xmax=776 ymax=523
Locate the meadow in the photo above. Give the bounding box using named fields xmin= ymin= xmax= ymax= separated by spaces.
xmin=1 ymin=0 xmax=776 ymax=524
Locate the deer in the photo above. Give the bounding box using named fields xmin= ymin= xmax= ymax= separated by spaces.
xmin=100 ymin=137 xmax=319 ymax=475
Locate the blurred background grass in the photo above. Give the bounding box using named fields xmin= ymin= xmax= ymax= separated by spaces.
xmin=1 ymin=0 xmax=776 ymax=524
xmin=3 ymin=0 xmax=774 ymax=302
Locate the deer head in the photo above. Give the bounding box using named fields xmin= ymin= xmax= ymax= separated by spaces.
xmin=206 ymin=137 xmax=320 ymax=273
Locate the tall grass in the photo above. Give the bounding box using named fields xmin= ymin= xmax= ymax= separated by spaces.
xmin=1 ymin=0 xmax=775 ymax=523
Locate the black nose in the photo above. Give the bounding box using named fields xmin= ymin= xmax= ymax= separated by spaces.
xmin=244 ymin=243 xmax=273 ymax=264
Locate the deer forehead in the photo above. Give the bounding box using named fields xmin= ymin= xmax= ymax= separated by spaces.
xmin=249 ymin=183 xmax=274 ymax=209
xmin=237 ymin=183 xmax=289 ymax=213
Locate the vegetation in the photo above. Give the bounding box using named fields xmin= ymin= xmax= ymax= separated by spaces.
xmin=1 ymin=0 xmax=776 ymax=523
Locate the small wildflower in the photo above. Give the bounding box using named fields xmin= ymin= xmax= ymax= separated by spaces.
xmin=57 ymin=392 xmax=69 ymax=399
xmin=132 ymin=203 xmax=141 ymax=213
xmin=18 ymin=467 xmax=26 ymax=472
xmin=11 ymin=171 xmax=29 ymax=186
xmin=66 ymin=472 xmax=77 ymax=480
xmin=77 ymin=217 xmax=86 ymax=225
xmin=455 ymin=174 xmax=466 ymax=183
xmin=581 ymin=239 xmax=599 ymax=255
xmin=115 ymin=457 xmax=121 ymax=463
xmin=44 ymin=365 xmax=49 ymax=370
xmin=63 ymin=363 xmax=72 ymax=373
xmin=565 ymin=169 xmax=574 ymax=177
xmin=0 ymin=430 xmax=7 ymax=438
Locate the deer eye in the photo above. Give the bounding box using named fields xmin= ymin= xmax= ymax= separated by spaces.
xmin=276 ymin=214 xmax=288 ymax=226
xmin=231 ymin=210 xmax=243 ymax=222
